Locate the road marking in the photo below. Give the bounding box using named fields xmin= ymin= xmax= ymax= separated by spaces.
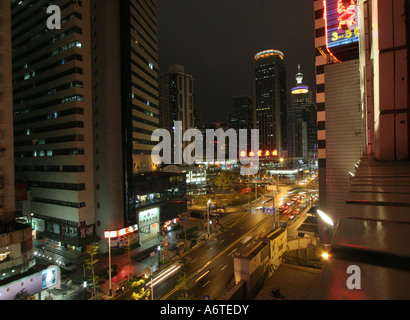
xmin=194 ymin=270 xmax=210 ymax=283
xmin=160 ymin=214 xmax=272 ymax=300
xmin=221 ymin=265 xmax=227 ymax=271
xmin=202 ymin=280 xmax=210 ymax=288
xmin=207 ymin=247 xmax=213 ymax=251
xmin=228 ymin=248 xmax=237 ymax=256
xmin=231 ymin=232 xmax=235 ymax=236
xmin=220 ymin=239 xmax=225 ymax=243
xmin=191 ymin=258 xmax=198 ymax=263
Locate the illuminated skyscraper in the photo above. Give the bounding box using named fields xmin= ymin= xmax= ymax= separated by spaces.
xmin=288 ymin=65 xmax=317 ymax=160
xmin=253 ymin=49 xmax=287 ymax=156
xmin=11 ymin=0 xmax=159 ymax=251
xmin=159 ymin=64 xmax=194 ymax=157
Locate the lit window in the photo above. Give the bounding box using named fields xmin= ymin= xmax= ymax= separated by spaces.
xmin=148 ymin=62 xmax=154 ymax=70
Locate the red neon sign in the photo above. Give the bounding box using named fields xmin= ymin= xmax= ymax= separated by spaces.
xmin=337 ymin=0 xmax=356 ymax=30
xmin=323 ymin=0 xmax=359 ymax=62
xmin=105 ymin=224 xmax=138 ymax=238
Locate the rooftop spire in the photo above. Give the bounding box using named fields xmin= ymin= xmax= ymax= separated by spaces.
xmin=295 ymin=64 xmax=303 ymax=84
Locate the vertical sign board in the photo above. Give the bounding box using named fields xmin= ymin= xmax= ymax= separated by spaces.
xmin=325 ymin=0 xmax=359 ymax=61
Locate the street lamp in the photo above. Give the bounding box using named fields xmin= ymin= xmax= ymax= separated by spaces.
xmin=104 ymin=230 xmax=117 ymax=296
xmin=157 ymin=245 xmax=161 ymax=269
xmin=317 ymin=209 xmax=334 ymax=226
xmin=207 ymin=199 xmax=211 ymax=238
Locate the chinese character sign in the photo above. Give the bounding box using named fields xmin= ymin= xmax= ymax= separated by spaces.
xmin=325 ymin=0 xmax=359 ymax=49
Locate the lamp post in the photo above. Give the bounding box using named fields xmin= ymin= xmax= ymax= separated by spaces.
xmin=317 ymin=209 xmax=334 ymax=245
xmin=157 ymin=245 xmax=161 ymax=269
xmin=207 ymin=199 xmax=211 ymax=238
xmin=104 ymin=230 xmax=117 ymax=297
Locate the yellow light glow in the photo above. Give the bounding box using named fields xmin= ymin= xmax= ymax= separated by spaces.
xmin=322 ymin=252 xmax=330 ymax=260
xmin=292 ymin=88 xmax=309 ymax=94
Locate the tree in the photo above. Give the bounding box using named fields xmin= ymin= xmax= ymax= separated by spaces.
xmin=84 ymin=242 xmax=100 ymax=298
xmin=129 ymin=277 xmax=151 ymax=300
xmin=175 ymin=257 xmax=194 ymax=300
xmin=212 ymin=171 xmax=239 ymax=192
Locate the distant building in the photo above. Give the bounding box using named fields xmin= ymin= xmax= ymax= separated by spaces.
xmin=253 ymin=49 xmax=287 ymax=156
xmin=159 ymin=64 xmax=194 ymax=148
xmin=229 ymin=96 xmax=253 ymax=154
xmin=288 ymin=65 xmax=317 ymax=161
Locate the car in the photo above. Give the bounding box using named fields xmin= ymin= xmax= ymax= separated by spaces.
xmin=294 ymin=209 xmax=300 ymax=215
xmin=289 ymin=215 xmax=295 ymax=220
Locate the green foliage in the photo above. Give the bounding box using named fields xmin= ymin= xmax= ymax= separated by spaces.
xmin=129 ymin=277 xmax=151 ymax=300
xmin=84 ymin=242 xmax=100 ymax=297
xmin=212 ymin=171 xmax=240 ymax=189
xmin=175 ymin=257 xmax=194 ymax=300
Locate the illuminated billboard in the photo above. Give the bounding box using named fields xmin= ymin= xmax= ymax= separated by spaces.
xmin=324 ymin=0 xmax=359 ymax=61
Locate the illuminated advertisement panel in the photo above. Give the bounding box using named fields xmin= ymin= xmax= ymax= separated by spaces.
xmin=325 ymin=0 xmax=359 ymax=50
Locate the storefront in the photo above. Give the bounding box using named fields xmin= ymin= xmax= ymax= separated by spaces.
xmin=31 ymin=215 xmax=98 ymax=251
xmin=138 ymin=207 xmax=160 ymax=244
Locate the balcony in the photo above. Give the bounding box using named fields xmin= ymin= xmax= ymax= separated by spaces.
xmin=313 ymin=157 xmax=410 ymax=299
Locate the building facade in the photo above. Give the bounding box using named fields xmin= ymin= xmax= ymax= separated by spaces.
xmin=314 ymin=0 xmax=365 ymax=242
xmin=229 ymin=96 xmax=253 ymax=154
xmin=314 ymin=0 xmax=409 ymax=244
xmin=288 ymin=65 xmax=317 ymax=160
xmin=1 ymin=0 xmax=34 ymax=284
xmin=11 ymin=0 xmax=159 ymax=252
xmin=253 ymin=50 xmax=287 ymax=156
xmin=159 ymin=64 xmax=194 ymax=137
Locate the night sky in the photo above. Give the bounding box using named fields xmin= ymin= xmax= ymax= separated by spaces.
xmin=158 ymin=0 xmax=316 ymax=124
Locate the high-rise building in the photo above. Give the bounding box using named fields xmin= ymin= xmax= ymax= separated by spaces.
xmin=253 ymin=49 xmax=287 ymax=156
xmin=159 ymin=64 xmax=194 ymax=135
xmin=288 ymin=65 xmax=317 ymax=160
xmin=0 ymin=0 xmax=15 ymax=218
xmin=229 ymin=96 xmax=253 ymax=153
xmin=0 ymin=0 xmax=34 ymax=283
xmin=230 ymin=96 xmax=253 ymax=132
xmin=312 ymin=0 xmax=410 ymax=299
xmin=11 ymin=0 xmax=159 ymax=252
xmin=314 ymin=0 xmax=365 ymax=243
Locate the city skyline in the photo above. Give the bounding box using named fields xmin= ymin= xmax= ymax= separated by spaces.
xmin=158 ymin=0 xmax=316 ymax=124
xmin=0 ymin=0 xmax=409 ymax=304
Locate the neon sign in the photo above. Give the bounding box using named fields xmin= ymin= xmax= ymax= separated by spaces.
xmin=324 ymin=0 xmax=359 ymax=54
xmin=105 ymin=224 xmax=138 ymax=239
xmin=240 ymin=150 xmax=279 ymax=158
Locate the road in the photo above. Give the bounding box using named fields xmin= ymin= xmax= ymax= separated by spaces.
xmin=115 ymin=180 xmax=317 ymax=300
